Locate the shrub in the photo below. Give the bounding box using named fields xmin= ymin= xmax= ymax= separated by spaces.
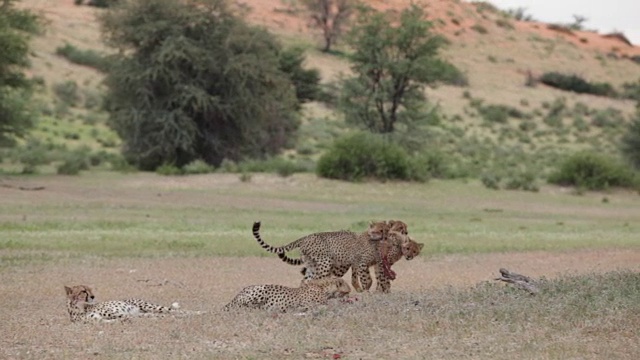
xmin=471 ymin=24 xmax=488 ymax=34
xmin=316 ymin=132 xmax=410 ymax=181
xmin=591 ymin=107 xmax=624 ymax=128
xmin=57 ymin=149 xmax=91 ymax=175
xmin=52 ymin=81 xmax=80 ymax=106
xmin=481 ymin=173 xmax=501 ymax=190
xmin=504 ymin=171 xmax=539 ymax=192
xmin=539 ymin=72 xmax=617 ymax=97
xmin=55 ymin=43 xmax=111 ymax=72
xmin=621 ymin=115 xmax=640 ymax=170
xmin=548 ymin=151 xmax=638 ymax=190
xmin=409 ymin=151 xmax=452 ymax=180
xmin=156 ymin=164 xmax=184 ymax=176
xmin=183 ymin=159 xmax=215 ymax=174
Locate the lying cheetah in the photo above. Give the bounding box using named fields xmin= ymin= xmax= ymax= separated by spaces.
xmin=223 ymin=277 xmax=351 ymax=312
xmin=252 ymin=221 xmax=390 ymax=291
xmin=293 ymin=230 xmax=423 ymax=293
xmin=64 ymin=285 xmax=199 ymax=323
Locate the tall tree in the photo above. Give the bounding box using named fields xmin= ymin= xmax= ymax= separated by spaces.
xmin=0 ymin=0 xmax=40 ymax=147
xmin=302 ymin=0 xmax=354 ymax=52
xmin=340 ymin=4 xmax=463 ymax=133
xmin=100 ymin=0 xmax=300 ymax=170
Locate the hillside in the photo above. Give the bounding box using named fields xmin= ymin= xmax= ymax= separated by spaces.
xmin=12 ymin=0 xmax=640 ymax=178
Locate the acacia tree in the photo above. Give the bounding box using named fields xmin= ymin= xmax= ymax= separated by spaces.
xmin=100 ymin=0 xmax=300 ymax=170
xmin=302 ymin=0 xmax=355 ymax=52
xmin=340 ymin=4 xmax=464 ymax=133
xmin=0 ymin=0 xmax=40 ymax=147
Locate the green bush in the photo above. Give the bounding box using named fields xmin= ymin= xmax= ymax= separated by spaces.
xmin=504 ymin=171 xmax=539 ymax=192
xmin=621 ymin=115 xmax=640 ymax=170
xmin=52 ymin=81 xmax=80 ymax=106
xmin=237 ymin=158 xmax=310 ymax=176
xmin=548 ymin=151 xmax=638 ymax=190
xmin=317 ymin=132 xmax=411 ymax=181
xmin=55 ymin=43 xmax=111 ymax=72
xmin=481 ymin=173 xmax=501 ymax=190
xmin=57 ymin=149 xmax=91 ymax=175
xmin=156 ymin=164 xmax=184 ymax=176
xmin=183 ymin=159 xmax=215 ymax=174
xmin=539 ymin=72 xmax=617 ymax=97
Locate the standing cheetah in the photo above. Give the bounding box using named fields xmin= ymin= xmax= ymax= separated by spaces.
xmin=291 ymin=230 xmax=423 ymax=293
xmin=223 ymin=277 xmax=351 ymax=312
xmin=64 ymin=285 xmax=198 ymax=323
xmin=252 ymin=221 xmax=390 ymax=291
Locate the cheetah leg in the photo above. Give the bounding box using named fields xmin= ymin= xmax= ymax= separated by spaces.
xmin=356 ymin=263 xmax=373 ymax=292
xmin=351 ymin=269 xmax=363 ymax=292
xmin=374 ymin=264 xmax=391 ymax=293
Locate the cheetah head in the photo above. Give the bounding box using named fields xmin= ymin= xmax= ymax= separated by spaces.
xmin=302 ymin=278 xmax=351 ymax=299
xmin=401 ymin=236 xmax=424 ymax=260
xmin=387 ymin=220 xmax=408 ymax=235
xmin=367 ymin=221 xmax=388 ymax=241
xmin=64 ymin=285 xmax=96 ymax=309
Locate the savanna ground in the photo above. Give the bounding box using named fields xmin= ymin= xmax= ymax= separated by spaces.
xmin=1 ymin=172 xmax=639 ymax=359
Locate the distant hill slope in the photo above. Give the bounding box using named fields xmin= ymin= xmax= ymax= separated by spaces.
xmin=16 ymin=0 xmax=640 ymax=176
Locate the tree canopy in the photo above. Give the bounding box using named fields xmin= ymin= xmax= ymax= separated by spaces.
xmin=340 ymin=4 xmax=464 ymax=134
xmin=100 ymin=0 xmax=302 ymax=170
xmin=0 ymin=0 xmax=40 ymax=147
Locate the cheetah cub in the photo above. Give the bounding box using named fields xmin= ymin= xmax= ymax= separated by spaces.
xmin=223 ymin=277 xmax=351 ymax=313
xmin=64 ymin=285 xmax=200 ymax=323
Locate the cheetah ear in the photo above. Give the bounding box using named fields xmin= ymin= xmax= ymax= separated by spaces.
xmin=418 ymin=243 xmax=424 ymax=251
xmin=64 ymin=286 xmax=73 ymax=296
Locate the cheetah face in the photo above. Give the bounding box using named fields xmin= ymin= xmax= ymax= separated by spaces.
xmin=388 ymin=220 xmax=408 ymax=235
xmin=65 ymin=285 xmax=96 ymax=306
xmin=367 ymin=221 xmax=388 ymax=241
xmin=332 ymin=278 xmax=351 ymax=298
xmin=401 ymin=237 xmax=424 ymax=260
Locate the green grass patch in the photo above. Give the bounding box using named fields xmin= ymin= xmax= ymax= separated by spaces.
xmin=0 ymin=173 xmax=638 ymax=263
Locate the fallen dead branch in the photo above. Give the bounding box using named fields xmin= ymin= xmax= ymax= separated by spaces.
xmin=494 ymin=268 xmax=539 ymax=295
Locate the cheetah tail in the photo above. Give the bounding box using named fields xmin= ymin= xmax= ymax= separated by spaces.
xmin=277 ymin=252 xmax=303 ymax=266
xmin=252 ymin=221 xmax=303 ymax=254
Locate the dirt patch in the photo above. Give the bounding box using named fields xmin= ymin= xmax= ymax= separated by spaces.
xmin=1 ymin=249 xmax=638 ymax=358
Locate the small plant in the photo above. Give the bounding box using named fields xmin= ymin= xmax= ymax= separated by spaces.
xmin=504 ymin=172 xmax=539 ymax=192
xmin=481 ymin=173 xmax=501 ymax=190
xmin=495 ymin=18 xmax=514 ymax=30
xmin=471 ymin=24 xmax=488 ymax=34
xmin=156 ymin=163 xmax=183 ymax=176
xmin=57 ymin=148 xmax=91 ymax=175
xmin=55 ymin=43 xmax=111 ymax=72
xmin=539 ymin=72 xmax=617 ymax=97
xmin=52 ymin=80 xmax=80 ymax=106
xmin=239 ymin=172 xmax=252 ymax=182
xmin=183 ymin=159 xmax=215 ymax=174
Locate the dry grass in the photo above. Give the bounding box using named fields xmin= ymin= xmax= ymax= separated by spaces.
xmin=1 ymin=255 xmax=638 ymax=359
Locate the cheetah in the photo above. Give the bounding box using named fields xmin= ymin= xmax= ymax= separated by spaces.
xmin=292 ymin=230 xmax=423 ymax=293
xmin=252 ymin=221 xmax=390 ymax=291
xmin=64 ymin=285 xmax=197 ymax=323
xmin=223 ymin=277 xmax=351 ymax=312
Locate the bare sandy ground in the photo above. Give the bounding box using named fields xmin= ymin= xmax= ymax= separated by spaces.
xmin=1 ymin=248 xmax=638 ymax=359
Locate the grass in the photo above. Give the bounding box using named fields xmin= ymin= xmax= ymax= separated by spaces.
xmin=0 ymin=172 xmax=638 ymax=263
xmin=4 ymin=264 xmax=638 ymax=359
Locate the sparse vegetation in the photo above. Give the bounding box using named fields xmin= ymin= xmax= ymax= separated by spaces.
xmin=55 ymin=43 xmax=110 ymax=72
xmin=539 ymin=72 xmax=617 ymax=97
